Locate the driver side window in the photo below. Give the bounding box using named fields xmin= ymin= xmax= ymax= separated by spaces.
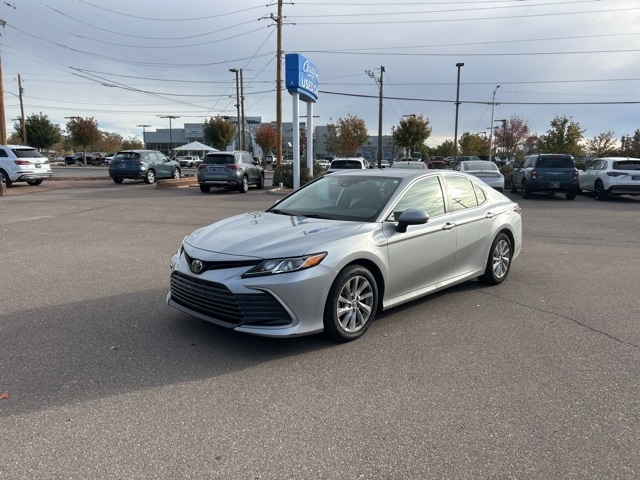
xmin=388 ymin=176 xmax=445 ymax=221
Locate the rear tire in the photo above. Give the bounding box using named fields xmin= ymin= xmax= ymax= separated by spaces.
xmin=199 ymin=184 xmax=211 ymax=193
xmin=521 ymin=181 xmax=531 ymax=199
xmin=510 ymin=179 xmax=517 ymax=194
xmin=566 ymin=189 xmax=577 ymax=200
xmin=324 ymin=265 xmax=378 ymax=342
xmin=594 ymin=181 xmax=607 ymax=201
xmin=144 ymin=170 xmax=156 ymax=184
xmin=26 ymin=179 xmax=43 ymax=186
xmin=478 ymin=233 xmax=512 ymax=285
xmin=238 ymin=175 xmax=249 ymax=193
xmin=113 ymin=177 xmax=123 ymax=184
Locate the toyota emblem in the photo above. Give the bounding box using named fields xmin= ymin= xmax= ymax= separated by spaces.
xmin=190 ymin=259 xmax=204 ymax=274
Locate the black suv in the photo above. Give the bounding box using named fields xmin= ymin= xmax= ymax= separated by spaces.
xmin=510 ymin=154 xmax=578 ymax=200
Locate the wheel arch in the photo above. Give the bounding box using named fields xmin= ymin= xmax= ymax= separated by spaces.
xmin=339 ymin=257 xmax=386 ymax=311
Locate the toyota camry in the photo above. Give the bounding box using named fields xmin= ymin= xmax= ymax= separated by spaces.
xmin=167 ymin=169 xmax=522 ymax=342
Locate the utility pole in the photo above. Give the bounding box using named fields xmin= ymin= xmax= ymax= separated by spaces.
xmin=137 ymin=124 xmax=151 ymax=148
xmin=274 ymin=0 xmax=283 ymax=165
xmin=488 ymin=85 xmax=500 ymax=160
xmin=240 ymin=68 xmax=246 ymax=151
xmin=366 ymin=66 xmax=385 ymax=168
xmin=453 ymin=62 xmax=464 ymax=163
xmin=0 ymin=19 xmax=7 ymax=145
xmin=229 ymin=68 xmax=241 ymax=150
xmin=18 ymin=74 xmax=26 ymax=144
xmin=159 ymin=115 xmax=179 ymax=156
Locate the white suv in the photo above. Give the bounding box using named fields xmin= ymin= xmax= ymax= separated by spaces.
xmin=0 ymin=145 xmax=52 ymax=187
xmin=578 ymin=157 xmax=640 ymax=200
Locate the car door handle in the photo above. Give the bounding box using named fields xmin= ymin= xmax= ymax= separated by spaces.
xmin=485 ymin=211 xmax=498 ymax=218
xmin=442 ymin=222 xmax=456 ymax=230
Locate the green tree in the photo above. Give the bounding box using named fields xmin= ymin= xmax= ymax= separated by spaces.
xmin=394 ymin=114 xmax=432 ymax=156
xmin=620 ymin=130 xmax=640 ymax=157
xmin=586 ymin=131 xmax=616 ymax=157
xmin=432 ymin=139 xmax=455 ymax=157
xmin=458 ymin=132 xmax=488 ymax=156
xmin=14 ymin=112 xmax=61 ymax=150
xmin=95 ymin=131 xmax=124 ymax=153
xmin=337 ymin=115 xmax=368 ymax=157
xmin=536 ymin=115 xmax=585 ymax=156
xmin=66 ymin=117 xmax=101 ymax=165
xmin=254 ymin=124 xmax=277 ymax=163
xmin=323 ymin=123 xmax=340 ymax=156
xmin=203 ymin=116 xmax=236 ymax=150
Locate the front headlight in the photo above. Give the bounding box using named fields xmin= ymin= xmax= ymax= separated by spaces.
xmin=242 ymin=252 xmax=327 ymax=278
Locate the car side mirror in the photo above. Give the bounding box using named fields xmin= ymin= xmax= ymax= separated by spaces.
xmin=395 ymin=208 xmax=428 ymax=233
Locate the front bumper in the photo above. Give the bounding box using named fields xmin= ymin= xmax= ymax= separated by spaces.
xmin=167 ymin=250 xmax=335 ymax=337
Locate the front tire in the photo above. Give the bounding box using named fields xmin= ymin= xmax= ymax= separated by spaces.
xmin=478 ymin=233 xmax=512 ymax=285
xmin=0 ymin=170 xmax=12 ymax=187
xmin=257 ymin=173 xmax=265 ymax=189
xmin=324 ymin=265 xmax=378 ymax=342
xmin=238 ymin=175 xmax=249 ymax=193
xmin=510 ymin=178 xmax=517 ymax=194
xmin=521 ymin=181 xmax=531 ymax=199
xmin=144 ymin=170 xmax=156 ymax=184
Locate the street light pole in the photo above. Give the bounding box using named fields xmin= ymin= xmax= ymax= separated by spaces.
xmin=488 ymin=85 xmax=500 ymax=160
xmin=0 ymin=18 xmax=7 ymax=145
xmin=137 ymin=124 xmax=151 ymax=148
xmin=453 ymin=62 xmax=464 ymax=163
xmin=229 ymin=68 xmax=241 ymax=150
xmin=159 ymin=115 xmax=179 ymax=156
xmin=494 ymin=119 xmax=507 ymax=160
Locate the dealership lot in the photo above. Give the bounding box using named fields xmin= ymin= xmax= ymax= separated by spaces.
xmin=1 ymin=182 xmax=639 ymax=479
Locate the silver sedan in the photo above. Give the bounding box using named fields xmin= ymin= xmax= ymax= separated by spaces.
xmin=455 ymin=160 xmax=505 ymax=192
xmin=167 ymin=169 xmax=522 ymax=342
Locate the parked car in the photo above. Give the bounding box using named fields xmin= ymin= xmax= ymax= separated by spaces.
xmin=87 ymin=152 xmax=107 ymax=166
xmin=326 ymin=157 xmax=368 ymax=173
xmin=454 ymin=160 xmax=505 ymax=192
xmin=426 ymin=160 xmax=447 ymax=169
xmin=104 ymin=152 xmax=117 ymax=165
xmin=316 ymin=159 xmax=331 ymax=170
xmin=167 ymin=169 xmax=522 ymax=342
xmin=197 ymin=150 xmax=264 ymax=193
xmin=178 ymin=155 xmax=199 ymax=168
xmin=391 ymin=160 xmax=427 ymax=169
xmin=510 ymin=153 xmax=578 ymax=200
xmin=578 ymin=157 xmax=640 ymax=200
xmin=0 ymin=144 xmax=52 ymax=187
xmin=108 ymin=150 xmax=181 ymax=184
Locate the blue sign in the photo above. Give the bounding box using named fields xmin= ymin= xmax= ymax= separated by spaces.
xmin=285 ymin=53 xmax=318 ymax=103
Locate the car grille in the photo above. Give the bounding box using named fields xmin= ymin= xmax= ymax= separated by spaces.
xmin=170 ymin=271 xmax=292 ymax=327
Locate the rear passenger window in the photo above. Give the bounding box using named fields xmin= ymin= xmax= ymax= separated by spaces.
xmin=445 ymin=176 xmax=481 ymax=211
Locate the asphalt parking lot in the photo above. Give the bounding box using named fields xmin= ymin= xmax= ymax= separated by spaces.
xmin=1 ymin=178 xmax=639 ymax=479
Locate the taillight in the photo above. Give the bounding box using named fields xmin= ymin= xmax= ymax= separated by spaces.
xmin=606 ymin=171 xmax=626 ymax=177
xmin=226 ymin=165 xmax=241 ymax=170
xmin=573 ymin=170 xmax=579 ymax=181
xmin=530 ymin=170 xmax=538 ymax=180
xmin=198 ymin=164 xmax=207 ymax=170
xmin=14 ymin=160 xmax=31 ymax=165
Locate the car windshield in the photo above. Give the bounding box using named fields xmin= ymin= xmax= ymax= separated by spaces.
xmin=612 ymin=161 xmax=640 ymax=170
xmin=268 ymin=175 xmax=402 ymax=222
xmin=13 ymin=148 xmax=44 ymax=159
xmin=114 ymin=152 xmax=141 ymax=160
xmin=463 ymin=161 xmax=498 ymax=171
xmin=536 ymin=156 xmax=574 ymax=168
xmin=204 ymin=154 xmax=234 ymax=165
xmin=330 ymin=160 xmax=362 ymax=169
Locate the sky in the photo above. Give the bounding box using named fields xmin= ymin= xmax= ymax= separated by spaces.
xmin=1 ymin=0 xmax=639 ymax=148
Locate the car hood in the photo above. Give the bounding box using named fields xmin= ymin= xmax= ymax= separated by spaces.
xmin=184 ymin=211 xmax=367 ymax=259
